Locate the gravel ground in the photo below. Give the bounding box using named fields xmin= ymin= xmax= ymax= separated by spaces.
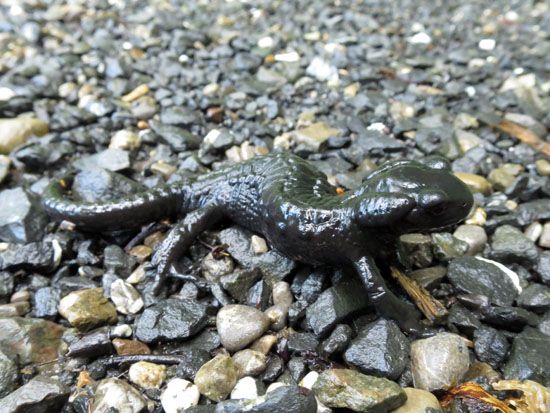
xmin=0 ymin=0 xmax=549 ymax=412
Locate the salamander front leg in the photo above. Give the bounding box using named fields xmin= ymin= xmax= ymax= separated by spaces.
xmin=149 ymin=205 xmax=223 ymax=295
xmin=353 ymin=255 xmax=423 ymax=335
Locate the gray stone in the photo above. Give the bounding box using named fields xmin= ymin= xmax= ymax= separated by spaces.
xmin=397 ymin=233 xmax=433 ymax=268
xmin=411 ymin=333 xmax=470 ymax=391
xmin=453 ymin=225 xmax=487 ymax=255
xmin=72 ymin=168 xmax=143 ymax=203
xmin=0 ymin=317 xmax=65 ymax=365
xmin=150 ymin=120 xmax=201 ymax=151
xmin=320 ymin=324 xmax=353 ymax=356
xmin=0 ymin=188 xmax=47 ymax=243
xmin=135 ymin=298 xmax=207 ymax=343
xmin=473 ymin=325 xmax=509 ymax=368
xmin=447 ymin=256 xmax=519 ymax=306
xmin=503 ymin=327 xmax=550 ymax=385
xmin=73 ymin=148 xmax=130 ymax=172
xmin=517 ymin=284 xmax=550 ymax=313
xmin=306 ymin=279 xmax=369 ymax=337
xmin=218 ymin=227 xmax=295 ymax=284
xmin=344 ymin=319 xmax=410 ymax=380
xmin=220 ymin=269 xmax=262 ymax=302
xmin=490 ymin=225 xmax=539 ymax=267
xmin=0 ymin=349 xmax=17 ymax=398
xmin=431 ymin=232 xmax=468 ymax=261
xmin=0 ymin=242 xmax=54 ymax=272
xmin=0 ymin=375 xmax=68 ymax=413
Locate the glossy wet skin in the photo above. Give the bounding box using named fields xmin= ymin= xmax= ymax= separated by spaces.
xmin=42 ymin=152 xmax=473 ymax=334
xmin=356 ymin=158 xmax=474 ymax=233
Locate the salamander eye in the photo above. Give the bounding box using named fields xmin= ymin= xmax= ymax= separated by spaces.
xmin=428 ymin=202 xmax=446 ymax=216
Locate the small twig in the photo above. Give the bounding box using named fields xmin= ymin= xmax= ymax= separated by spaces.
xmin=390 ymin=266 xmax=448 ymax=323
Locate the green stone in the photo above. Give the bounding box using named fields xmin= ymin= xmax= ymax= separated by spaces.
xmin=312 ymin=368 xmax=406 ymax=412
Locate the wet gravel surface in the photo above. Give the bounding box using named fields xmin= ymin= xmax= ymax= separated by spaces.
xmin=0 ymin=0 xmax=549 ymax=412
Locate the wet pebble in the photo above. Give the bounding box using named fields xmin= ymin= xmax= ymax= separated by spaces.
xmin=216 ymin=304 xmax=271 ymax=352
xmin=410 ymin=333 xmax=470 ymax=391
xmin=344 ymin=318 xmax=410 ymax=380
xmin=490 ymin=225 xmax=539 ymax=267
xmin=0 ymin=349 xmax=18 ymax=398
xmin=58 ymin=288 xmax=117 ymax=331
xmin=232 ymin=349 xmax=267 ymax=377
xmin=110 ymin=279 xmax=143 ymax=315
xmin=453 ymin=225 xmax=487 ymax=255
xmin=313 ymin=368 xmax=406 ymax=412
xmin=135 ymin=298 xmax=207 ymax=343
xmin=128 ymin=361 xmax=166 ymax=389
xmin=93 ymin=378 xmax=149 ymax=413
xmin=0 ymin=188 xmax=47 ymax=243
xmin=194 ymin=353 xmax=239 ymax=402
xmin=0 ymin=375 xmax=68 ymax=413
xmin=161 ymin=378 xmax=200 ymax=413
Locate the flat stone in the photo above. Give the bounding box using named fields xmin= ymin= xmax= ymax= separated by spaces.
xmin=293 ymin=122 xmax=340 ymax=152
xmin=58 ymin=288 xmax=117 ymax=331
xmin=411 ymin=333 xmax=470 ymax=391
xmin=0 ymin=241 xmax=55 ymax=272
xmin=73 ymin=148 xmax=130 ymax=172
xmin=344 ymin=318 xmax=410 ymax=380
xmin=0 ymin=317 xmax=65 ymax=365
xmin=447 ymin=256 xmax=520 ymax=306
xmin=135 ymin=298 xmax=207 ymax=343
xmin=313 ymin=368 xmax=406 ymax=412
xmin=0 ymin=376 xmax=68 ymax=413
xmin=112 ymin=338 xmax=151 ymax=356
xmin=454 ymin=172 xmax=492 ymax=194
xmin=216 ymin=304 xmax=271 ymax=352
xmin=195 ymin=353 xmax=239 ymax=402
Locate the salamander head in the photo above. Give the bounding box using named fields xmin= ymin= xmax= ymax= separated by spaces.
xmin=355 ymin=156 xmax=473 ymax=232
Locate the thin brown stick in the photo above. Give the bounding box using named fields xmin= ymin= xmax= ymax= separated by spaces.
xmin=390 ymin=266 xmax=448 ymax=323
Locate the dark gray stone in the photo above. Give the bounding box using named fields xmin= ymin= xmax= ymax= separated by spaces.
xmin=73 ymin=148 xmax=130 ymax=172
xmin=72 ymin=168 xmax=143 ymax=203
xmin=0 ymin=375 xmax=68 ymax=413
xmin=149 ymin=120 xmax=201 ymax=151
xmin=344 ymin=318 xmax=410 ymax=380
xmin=176 ymin=348 xmax=211 ymax=380
xmin=503 ymin=327 xmax=550 ymax=386
xmin=447 ymin=257 xmax=519 ymax=306
xmin=0 ymin=242 xmax=54 ymax=272
xmin=320 ymin=324 xmax=353 ymax=356
xmin=490 ymin=225 xmax=539 ymax=268
xmin=219 ymin=227 xmax=295 ymax=284
xmin=473 ymin=325 xmax=509 ymax=368
xmin=306 ymin=279 xmax=369 ymax=337
xmin=135 ymin=298 xmax=207 ymax=343
xmin=33 ymin=287 xmax=61 ymax=319
xmin=517 ymin=284 xmax=550 ymax=313
xmin=0 ymin=188 xmax=47 ymax=243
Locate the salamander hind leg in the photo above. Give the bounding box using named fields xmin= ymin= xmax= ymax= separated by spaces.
xmin=148 ymin=205 xmax=224 ymax=296
xmin=353 ymin=255 xmax=424 ymax=336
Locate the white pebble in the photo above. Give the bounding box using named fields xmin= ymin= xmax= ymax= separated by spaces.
xmin=231 ymin=376 xmax=259 ymax=400
xmin=407 ymin=32 xmax=431 ymax=45
xmin=161 ymin=378 xmax=200 ymax=413
xmin=274 ymin=51 xmax=300 ymax=63
xmin=251 ymin=235 xmax=268 ymax=254
xmin=299 ymin=371 xmax=319 ymax=389
xmin=111 ymin=324 xmax=132 ymax=338
xmin=478 ymin=38 xmax=496 ymax=50
xmin=110 ymin=279 xmax=144 ymax=315
xmin=257 ymin=36 xmax=274 ymax=48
